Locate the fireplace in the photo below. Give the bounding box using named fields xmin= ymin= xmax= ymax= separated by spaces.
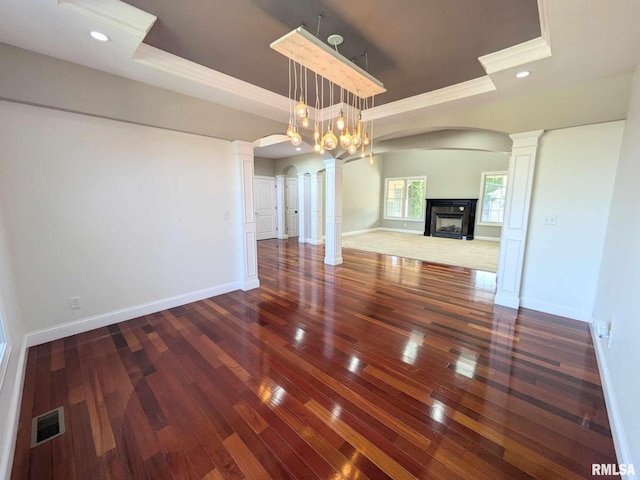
xmin=424 ymin=199 xmax=477 ymax=240
xmin=435 ymin=213 xmax=463 ymax=237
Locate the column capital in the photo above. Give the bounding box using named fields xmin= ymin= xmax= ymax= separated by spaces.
xmin=323 ymin=158 xmax=345 ymax=169
xmin=509 ymin=130 xmax=544 ymax=148
xmin=231 ymin=140 xmax=255 ymax=156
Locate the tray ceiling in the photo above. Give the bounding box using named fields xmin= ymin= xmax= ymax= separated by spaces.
xmin=121 ymin=0 xmax=541 ymax=105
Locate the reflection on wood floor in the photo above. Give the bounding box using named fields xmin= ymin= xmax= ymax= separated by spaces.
xmin=11 ymin=238 xmax=617 ymax=479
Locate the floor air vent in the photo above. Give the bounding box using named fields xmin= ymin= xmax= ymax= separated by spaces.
xmin=31 ymin=407 xmax=65 ymax=447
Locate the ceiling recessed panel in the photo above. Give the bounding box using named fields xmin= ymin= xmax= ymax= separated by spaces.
xmin=121 ymin=0 xmax=540 ymax=104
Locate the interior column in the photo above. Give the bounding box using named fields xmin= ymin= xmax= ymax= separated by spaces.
xmin=297 ymin=173 xmax=307 ymax=243
xmin=231 ymin=140 xmax=259 ymax=290
xmin=309 ymin=171 xmax=324 ymax=245
xmin=323 ymin=159 xmax=344 ymax=266
xmin=494 ymin=130 xmax=544 ymax=309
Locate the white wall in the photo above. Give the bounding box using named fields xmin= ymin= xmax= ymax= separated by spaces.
xmin=380 ymin=150 xmax=509 ymax=235
xmin=0 ymin=43 xmax=285 ymax=142
xmin=254 ymin=156 xmax=276 ymax=176
xmin=593 ymin=68 xmax=640 ymax=471
xmin=342 ymin=157 xmax=384 ymax=233
xmin=520 ymin=121 xmax=624 ymax=321
xmin=0 ymin=212 xmax=27 ymax=479
xmin=0 ymin=101 xmax=241 ymax=335
xmin=275 ymin=152 xmax=326 ymax=176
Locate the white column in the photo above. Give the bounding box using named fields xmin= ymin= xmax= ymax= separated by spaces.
xmin=275 ymin=174 xmax=287 ymax=240
xmin=324 ymin=159 xmax=344 ymax=266
xmin=232 ymin=140 xmax=259 ymax=290
xmin=297 ymin=173 xmax=307 ymax=243
xmin=309 ymin=171 xmax=324 ymax=245
xmin=494 ymin=130 xmax=544 ymax=309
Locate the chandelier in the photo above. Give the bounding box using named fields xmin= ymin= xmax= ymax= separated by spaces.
xmin=271 ymin=26 xmax=386 ymax=163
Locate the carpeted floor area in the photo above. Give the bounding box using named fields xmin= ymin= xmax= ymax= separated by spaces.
xmin=341 ymin=230 xmax=500 ymax=272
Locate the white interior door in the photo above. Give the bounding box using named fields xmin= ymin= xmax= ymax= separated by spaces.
xmin=254 ymin=176 xmax=277 ymax=240
xmin=286 ymin=178 xmax=299 ymax=237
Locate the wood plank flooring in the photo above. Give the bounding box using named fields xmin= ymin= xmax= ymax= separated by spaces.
xmin=11 ymin=239 xmax=618 ymax=479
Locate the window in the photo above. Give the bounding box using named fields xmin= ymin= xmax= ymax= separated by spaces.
xmin=478 ymin=171 xmax=508 ymax=225
xmin=0 ymin=311 xmax=8 ymax=391
xmin=384 ymin=176 xmax=426 ymax=221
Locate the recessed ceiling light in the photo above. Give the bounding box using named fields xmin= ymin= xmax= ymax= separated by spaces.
xmin=295 ymin=147 xmax=302 ymax=151
xmin=516 ymin=71 xmax=530 ymax=78
xmin=89 ymin=31 xmax=110 ymax=42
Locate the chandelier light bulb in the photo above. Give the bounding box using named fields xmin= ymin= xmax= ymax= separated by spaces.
xmin=302 ymin=115 xmax=309 ymax=128
xmin=336 ymin=110 xmax=345 ymax=131
xmin=294 ymin=97 xmax=307 ymax=121
xmin=363 ymin=131 xmax=370 ymax=146
xmin=339 ymin=128 xmax=352 ymax=149
xmin=320 ymin=147 xmax=325 ymax=154
xmin=369 ymin=152 xmax=374 ymax=165
xmin=352 ymin=133 xmax=362 ymax=147
xmin=313 ymin=127 xmax=320 ymax=141
xmin=290 ymin=126 xmax=302 ymax=146
xmin=348 ymin=144 xmax=357 ymax=155
xmin=322 ymin=124 xmax=338 ymax=151
xmin=286 ymin=117 xmax=294 ymax=137
xmin=314 ymin=142 xmax=321 ymax=153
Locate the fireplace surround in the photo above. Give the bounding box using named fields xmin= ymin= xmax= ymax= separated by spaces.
xmin=424 ymin=199 xmax=478 ymax=240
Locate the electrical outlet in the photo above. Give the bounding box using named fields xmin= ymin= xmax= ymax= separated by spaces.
xmin=69 ymin=296 xmax=81 ymax=310
xmin=543 ymin=214 xmax=557 ymax=225
xmin=594 ymin=320 xmax=610 ymax=339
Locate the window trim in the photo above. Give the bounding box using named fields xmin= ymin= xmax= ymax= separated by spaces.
xmin=477 ymin=170 xmax=508 ymax=226
xmin=383 ymin=176 xmax=427 ymax=222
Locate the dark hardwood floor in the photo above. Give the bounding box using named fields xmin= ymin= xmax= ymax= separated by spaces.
xmin=11 ymin=238 xmax=617 ymax=479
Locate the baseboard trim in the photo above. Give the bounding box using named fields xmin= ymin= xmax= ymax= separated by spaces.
xmin=474 ymin=235 xmax=501 ymax=242
xmin=324 ymin=256 xmax=343 ymax=266
xmin=590 ymin=325 xmax=636 ymax=479
xmin=240 ymin=279 xmax=260 ymax=291
xmin=25 ymin=282 xmax=241 ymax=347
xmin=0 ymin=337 xmax=28 ymax=480
xmin=519 ymin=298 xmax=590 ymax=322
xmin=493 ymin=294 xmax=520 ymax=309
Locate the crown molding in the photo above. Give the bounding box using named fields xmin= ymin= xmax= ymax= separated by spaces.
xmin=58 ymin=0 xmax=156 ymax=37
xmin=478 ymin=37 xmax=551 ymax=75
xmin=132 ymin=44 xmax=289 ymax=116
xmin=364 ymin=76 xmax=496 ymax=121
xmin=538 ymin=0 xmax=552 ymax=46
xmin=55 ymin=0 xmax=552 ymax=130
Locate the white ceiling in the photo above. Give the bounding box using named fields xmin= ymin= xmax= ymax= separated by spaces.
xmin=1 ymin=0 xmax=639 ymax=153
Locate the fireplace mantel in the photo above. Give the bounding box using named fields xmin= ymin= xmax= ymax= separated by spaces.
xmin=424 ymin=199 xmax=478 ymax=240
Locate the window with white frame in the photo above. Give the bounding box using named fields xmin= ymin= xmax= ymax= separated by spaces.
xmin=384 ymin=176 xmax=426 ymax=221
xmin=478 ymin=171 xmax=508 ymax=225
xmin=0 ymin=312 xmax=8 ymax=391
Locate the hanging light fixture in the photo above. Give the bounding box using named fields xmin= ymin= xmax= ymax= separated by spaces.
xmin=290 ymin=125 xmax=303 ymax=146
xmin=336 ymin=109 xmax=345 ymax=131
xmin=271 ymin=25 xmax=385 ymax=159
